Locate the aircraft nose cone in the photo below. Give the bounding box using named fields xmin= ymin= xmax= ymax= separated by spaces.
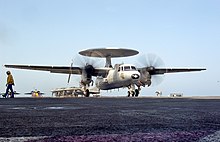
xmin=131 ymin=74 xmax=139 ymax=79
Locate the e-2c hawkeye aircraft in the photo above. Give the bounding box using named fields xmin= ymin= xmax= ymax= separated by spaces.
xmin=5 ymin=48 xmax=206 ymax=97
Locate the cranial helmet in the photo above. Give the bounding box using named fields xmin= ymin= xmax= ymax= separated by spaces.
xmin=6 ymin=71 xmax=11 ymax=75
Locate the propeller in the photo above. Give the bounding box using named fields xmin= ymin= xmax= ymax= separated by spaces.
xmin=67 ymin=60 xmax=73 ymax=84
xmin=73 ymin=51 xmax=105 ymax=69
xmin=137 ymin=53 xmax=165 ymax=69
xmin=67 ymin=52 xmax=105 ymax=86
xmin=136 ymin=53 xmax=165 ymax=86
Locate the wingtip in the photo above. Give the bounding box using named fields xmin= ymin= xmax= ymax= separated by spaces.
xmin=4 ymin=64 xmax=9 ymax=68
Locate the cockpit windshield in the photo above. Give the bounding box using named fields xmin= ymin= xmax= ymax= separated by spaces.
xmin=124 ymin=66 xmax=130 ymax=71
xmin=121 ymin=65 xmax=137 ymax=71
xmin=131 ymin=66 xmax=136 ymax=70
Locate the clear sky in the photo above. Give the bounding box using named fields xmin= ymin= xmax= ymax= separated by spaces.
xmin=0 ymin=0 xmax=219 ymax=97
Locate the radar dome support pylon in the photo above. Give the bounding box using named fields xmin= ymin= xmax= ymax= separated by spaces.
xmin=105 ymin=55 xmax=112 ymax=68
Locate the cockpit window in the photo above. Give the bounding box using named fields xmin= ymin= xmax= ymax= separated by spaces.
xmin=124 ymin=66 xmax=130 ymax=71
xmin=131 ymin=66 xmax=136 ymax=70
xmin=118 ymin=67 xmax=121 ymax=72
xmin=120 ymin=65 xmax=137 ymax=71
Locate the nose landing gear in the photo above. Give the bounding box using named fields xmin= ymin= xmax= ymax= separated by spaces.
xmin=127 ymin=85 xmax=140 ymax=97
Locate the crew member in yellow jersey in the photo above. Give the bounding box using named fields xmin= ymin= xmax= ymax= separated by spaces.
xmin=2 ymin=71 xmax=15 ymax=98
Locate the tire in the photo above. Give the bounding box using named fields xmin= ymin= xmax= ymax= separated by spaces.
xmin=85 ymin=89 xmax=90 ymax=97
xmin=127 ymin=91 xmax=130 ymax=97
xmin=135 ymin=89 xmax=139 ymax=97
xmin=131 ymin=91 xmax=135 ymax=97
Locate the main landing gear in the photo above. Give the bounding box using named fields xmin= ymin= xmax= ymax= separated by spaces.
xmin=84 ymin=89 xmax=90 ymax=97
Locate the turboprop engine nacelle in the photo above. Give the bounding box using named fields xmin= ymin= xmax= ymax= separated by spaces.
xmin=81 ymin=64 xmax=94 ymax=86
xmin=138 ymin=69 xmax=152 ymax=87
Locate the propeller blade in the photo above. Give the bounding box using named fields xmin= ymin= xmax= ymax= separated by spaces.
xmin=67 ymin=74 xmax=71 ymax=84
xmin=151 ymin=74 xmax=165 ymax=86
xmin=136 ymin=53 xmax=165 ymax=86
xmin=138 ymin=53 xmax=165 ymax=68
xmin=67 ymin=61 xmax=73 ymax=84
xmin=73 ymin=52 xmax=105 ymax=68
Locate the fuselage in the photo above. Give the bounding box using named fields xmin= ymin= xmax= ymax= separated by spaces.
xmin=31 ymin=91 xmax=43 ymax=97
xmin=95 ymin=64 xmax=140 ymax=90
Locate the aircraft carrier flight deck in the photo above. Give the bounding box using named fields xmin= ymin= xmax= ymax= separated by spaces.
xmin=0 ymin=97 xmax=220 ymax=142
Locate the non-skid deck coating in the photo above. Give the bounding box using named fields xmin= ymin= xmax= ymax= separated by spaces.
xmin=0 ymin=97 xmax=220 ymax=141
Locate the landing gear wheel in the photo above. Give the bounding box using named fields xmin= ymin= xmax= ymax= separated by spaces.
xmin=85 ymin=89 xmax=90 ymax=97
xmin=135 ymin=89 xmax=139 ymax=97
xmin=131 ymin=91 xmax=135 ymax=97
xmin=127 ymin=91 xmax=130 ymax=97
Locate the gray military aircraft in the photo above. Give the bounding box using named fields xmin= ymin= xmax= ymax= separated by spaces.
xmin=5 ymin=48 xmax=206 ymax=97
xmin=0 ymin=91 xmax=20 ymax=98
xmin=25 ymin=89 xmax=44 ymax=97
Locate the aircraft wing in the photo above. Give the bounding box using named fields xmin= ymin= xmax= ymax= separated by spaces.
xmin=4 ymin=64 xmax=83 ymax=74
xmin=14 ymin=92 xmax=20 ymax=94
xmin=4 ymin=64 xmax=110 ymax=76
xmin=139 ymin=67 xmax=206 ymax=75
xmin=1 ymin=92 xmax=20 ymax=95
xmin=25 ymin=93 xmax=32 ymax=94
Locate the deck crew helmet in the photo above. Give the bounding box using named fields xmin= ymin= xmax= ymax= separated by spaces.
xmin=6 ymin=71 xmax=11 ymax=75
